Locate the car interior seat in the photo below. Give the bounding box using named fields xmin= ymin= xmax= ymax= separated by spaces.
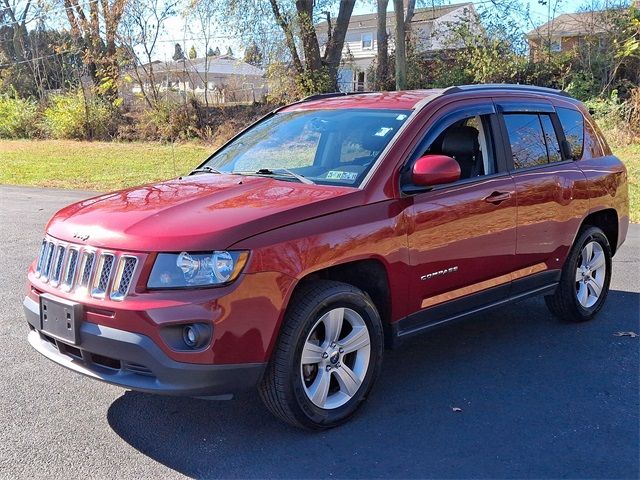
xmin=439 ymin=126 xmax=483 ymax=179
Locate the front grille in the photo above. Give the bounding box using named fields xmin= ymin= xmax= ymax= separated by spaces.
xmin=34 ymin=237 xmax=140 ymax=301
xmin=124 ymin=362 xmax=154 ymax=376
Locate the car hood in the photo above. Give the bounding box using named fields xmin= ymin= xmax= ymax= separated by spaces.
xmin=46 ymin=174 xmax=362 ymax=251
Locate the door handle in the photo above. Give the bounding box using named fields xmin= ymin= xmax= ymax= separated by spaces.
xmin=483 ymin=191 xmax=512 ymax=204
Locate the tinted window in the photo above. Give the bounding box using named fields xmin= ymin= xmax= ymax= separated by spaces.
xmin=503 ymin=114 xmax=548 ymax=169
xmin=557 ymin=107 xmax=584 ymax=159
xmin=540 ymin=114 xmax=562 ymax=163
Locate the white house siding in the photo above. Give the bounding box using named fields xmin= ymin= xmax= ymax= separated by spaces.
xmin=319 ymin=4 xmax=476 ymax=92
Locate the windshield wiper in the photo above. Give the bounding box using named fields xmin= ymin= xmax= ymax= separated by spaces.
xmin=190 ymin=166 xmax=224 ymax=175
xmin=255 ymin=168 xmax=315 ymax=185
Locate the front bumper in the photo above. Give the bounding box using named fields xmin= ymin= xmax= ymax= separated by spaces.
xmin=24 ymin=296 xmax=265 ymax=397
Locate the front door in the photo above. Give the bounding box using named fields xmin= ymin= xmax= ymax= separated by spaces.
xmin=401 ymin=102 xmax=518 ymax=332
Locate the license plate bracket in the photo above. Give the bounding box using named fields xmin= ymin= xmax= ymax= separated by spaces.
xmin=40 ymin=293 xmax=82 ymax=345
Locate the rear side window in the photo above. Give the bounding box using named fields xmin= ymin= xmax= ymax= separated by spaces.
xmin=557 ymin=107 xmax=584 ymax=159
xmin=503 ymin=114 xmax=549 ymax=169
xmin=539 ymin=114 xmax=562 ymax=163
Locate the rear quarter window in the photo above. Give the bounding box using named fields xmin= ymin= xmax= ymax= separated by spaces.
xmin=557 ymin=107 xmax=584 ymax=159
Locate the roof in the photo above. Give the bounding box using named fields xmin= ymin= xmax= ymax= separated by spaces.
xmin=282 ymin=90 xmax=444 ymax=111
xmin=316 ymin=2 xmax=473 ymax=31
xmin=145 ymin=56 xmax=265 ymax=77
xmin=527 ymin=10 xmax=622 ymax=38
xmin=281 ymin=84 xmax=572 ymax=112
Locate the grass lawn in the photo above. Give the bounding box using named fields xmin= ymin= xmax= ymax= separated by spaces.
xmin=0 ymin=140 xmax=211 ymax=191
xmin=0 ymin=139 xmax=638 ymax=222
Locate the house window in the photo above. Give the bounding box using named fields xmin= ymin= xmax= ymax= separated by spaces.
xmin=361 ymin=32 xmax=373 ymax=50
xmin=549 ymin=37 xmax=562 ymax=52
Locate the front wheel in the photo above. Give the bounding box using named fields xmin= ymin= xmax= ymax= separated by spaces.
xmin=545 ymin=226 xmax=612 ymax=322
xmin=259 ymin=280 xmax=384 ymax=429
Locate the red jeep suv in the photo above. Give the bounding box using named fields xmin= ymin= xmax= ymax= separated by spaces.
xmin=24 ymin=85 xmax=629 ymax=429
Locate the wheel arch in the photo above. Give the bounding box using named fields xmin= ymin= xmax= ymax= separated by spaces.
xmin=580 ymin=208 xmax=619 ymax=255
xmin=291 ymin=258 xmax=392 ymax=327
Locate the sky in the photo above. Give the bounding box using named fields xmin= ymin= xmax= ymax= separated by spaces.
xmin=152 ymin=0 xmax=591 ymax=62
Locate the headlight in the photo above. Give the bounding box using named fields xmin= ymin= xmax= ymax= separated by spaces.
xmin=147 ymin=251 xmax=249 ymax=289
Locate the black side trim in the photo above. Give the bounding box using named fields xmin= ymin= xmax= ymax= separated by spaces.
xmin=389 ymin=270 xmax=561 ymax=347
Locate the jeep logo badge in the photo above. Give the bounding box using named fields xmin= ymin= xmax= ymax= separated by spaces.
xmin=73 ymin=232 xmax=90 ymax=241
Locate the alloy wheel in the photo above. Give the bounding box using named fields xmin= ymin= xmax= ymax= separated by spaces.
xmin=300 ymin=307 xmax=371 ymax=410
xmin=575 ymin=240 xmax=606 ymax=308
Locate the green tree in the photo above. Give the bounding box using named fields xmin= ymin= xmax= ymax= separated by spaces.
xmin=226 ymin=46 xmax=234 ymax=57
xmin=243 ymin=42 xmax=263 ymax=66
xmin=188 ymin=45 xmax=197 ymax=59
xmin=172 ymin=43 xmax=186 ymax=61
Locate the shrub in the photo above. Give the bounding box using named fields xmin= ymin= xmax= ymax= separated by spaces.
xmin=136 ymin=98 xmax=200 ymax=142
xmin=0 ymin=94 xmax=40 ymax=138
xmin=586 ymin=89 xmax=640 ymax=147
xmin=42 ymin=90 xmax=117 ymax=140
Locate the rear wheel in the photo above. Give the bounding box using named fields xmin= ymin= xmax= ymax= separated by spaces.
xmin=545 ymin=226 xmax=612 ymax=322
xmin=259 ymin=280 xmax=383 ymax=429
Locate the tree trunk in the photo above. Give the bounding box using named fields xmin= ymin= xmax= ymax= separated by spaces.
xmin=296 ymin=0 xmax=322 ymax=72
xmin=375 ymin=0 xmax=390 ymax=90
xmin=393 ymin=0 xmax=407 ymax=90
xmin=323 ymin=0 xmax=357 ymax=91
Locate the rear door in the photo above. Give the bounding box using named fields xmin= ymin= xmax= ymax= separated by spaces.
xmin=495 ymin=99 xmax=589 ymax=294
xmin=401 ymin=100 xmax=518 ymax=328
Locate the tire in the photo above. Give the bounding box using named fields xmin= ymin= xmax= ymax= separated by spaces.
xmin=259 ymin=280 xmax=384 ymax=430
xmin=545 ymin=226 xmax=612 ymax=322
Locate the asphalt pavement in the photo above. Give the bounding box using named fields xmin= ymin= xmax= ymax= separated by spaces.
xmin=0 ymin=184 xmax=638 ymax=479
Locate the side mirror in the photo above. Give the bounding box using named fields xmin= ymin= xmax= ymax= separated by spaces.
xmin=411 ymin=154 xmax=461 ymax=187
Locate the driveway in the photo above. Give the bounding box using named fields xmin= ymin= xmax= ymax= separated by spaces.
xmin=0 ymin=185 xmax=638 ymax=479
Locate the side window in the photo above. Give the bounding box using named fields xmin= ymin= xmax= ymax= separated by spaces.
xmin=539 ymin=114 xmax=562 ymax=163
xmin=423 ymin=114 xmax=497 ymax=180
xmin=557 ymin=107 xmax=584 ymax=159
xmin=503 ymin=114 xmax=549 ymax=169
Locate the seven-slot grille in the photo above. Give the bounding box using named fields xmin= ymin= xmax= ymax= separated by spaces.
xmin=34 ymin=238 xmax=139 ymax=301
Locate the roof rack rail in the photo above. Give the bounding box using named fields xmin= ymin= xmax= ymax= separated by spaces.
xmin=300 ymin=91 xmax=376 ymax=102
xmin=443 ymin=84 xmax=571 ymax=98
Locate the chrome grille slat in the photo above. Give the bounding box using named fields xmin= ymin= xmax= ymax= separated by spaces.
xmin=50 ymin=245 xmax=66 ymax=286
xmin=61 ymin=248 xmax=79 ymax=291
xmin=110 ymin=256 xmax=138 ymax=301
xmin=92 ymin=253 xmax=115 ymax=299
xmin=41 ymin=242 xmax=55 ymax=282
xmin=35 ymin=240 xmax=47 ymax=277
xmin=34 ymin=237 xmax=139 ymax=301
xmin=78 ymin=251 xmax=96 ymax=289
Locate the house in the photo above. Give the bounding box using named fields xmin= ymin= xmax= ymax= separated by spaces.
xmin=124 ymin=55 xmax=267 ymax=105
xmin=526 ymin=10 xmax=622 ymax=61
xmin=316 ymin=3 xmax=478 ymax=92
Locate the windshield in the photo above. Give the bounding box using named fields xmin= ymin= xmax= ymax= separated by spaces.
xmin=199 ymin=108 xmax=411 ymax=187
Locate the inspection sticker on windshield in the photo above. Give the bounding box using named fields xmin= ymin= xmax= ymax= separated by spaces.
xmin=326 ymin=171 xmax=358 ymax=181
xmin=374 ymin=127 xmax=393 ymax=137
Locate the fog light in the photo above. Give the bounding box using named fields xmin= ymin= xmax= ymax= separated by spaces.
xmin=182 ymin=324 xmax=207 ymax=349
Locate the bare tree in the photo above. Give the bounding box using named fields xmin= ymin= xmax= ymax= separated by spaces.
xmin=221 ymin=0 xmax=357 ymax=94
xmin=186 ymin=0 xmax=219 ymax=107
xmin=375 ymin=0 xmax=390 ymax=90
xmin=393 ymin=0 xmax=407 ymax=89
xmin=119 ymin=0 xmax=178 ymax=107
xmin=62 ymin=0 xmax=128 ymax=99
